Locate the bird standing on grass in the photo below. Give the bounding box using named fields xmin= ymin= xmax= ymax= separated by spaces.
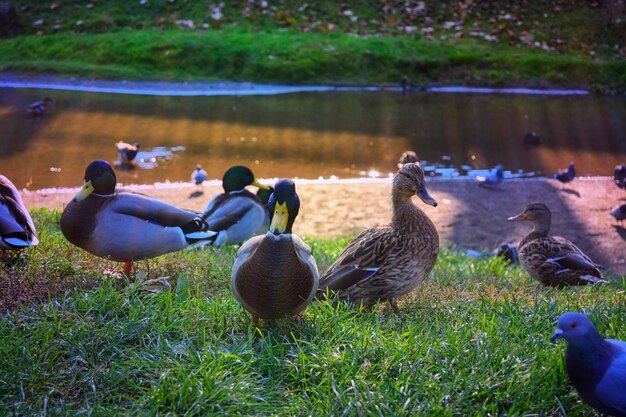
xmin=201 ymin=165 xmax=272 ymax=246
xmin=551 ymin=312 xmax=626 ymax=417
xmin=507 ymin=203 xmax=606 ymax=287
xmin=317 ymin=163 xmax=439 ymax=312
xmin=61 ymin=160 xmax=216 ymax=275
xmin=0 ymin=175 xmax=38 ymax=250
xmin=552 ymin=162 xmax=576 ymax=185
xmin=231 ymin=179 xmax=319 ymax=325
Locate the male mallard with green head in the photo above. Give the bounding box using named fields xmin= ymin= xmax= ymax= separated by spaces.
xmin=231 ymin=179 xmax=319 ymax=325
xmin=0 ymin=175 xmax=38 ymax=250
xmin=317 ymin=163 xmax=439 ymax=312
xmin=201 ymin=165 xmax=272 ymax=246
xmin=507 ymin=202 xmax=606 ymax=287
xmin=61 ymin=160 xmax=216 ymax=274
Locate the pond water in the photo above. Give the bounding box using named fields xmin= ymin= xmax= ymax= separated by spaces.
xmin=1 ymin=87 xmax=625 ymax=190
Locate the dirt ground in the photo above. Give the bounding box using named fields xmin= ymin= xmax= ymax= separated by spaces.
xmin=21 ymin=176 xmax=626 ymax=278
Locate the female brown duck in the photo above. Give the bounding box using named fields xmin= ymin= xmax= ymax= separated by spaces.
xmin=507 ymin=202 xmax=606 ymax=287
xmin=317 ymin=163 xmax=439 ymax=312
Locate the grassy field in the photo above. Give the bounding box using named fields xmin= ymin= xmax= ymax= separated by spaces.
xmin=1 ymin=209 xmax=625 ymax=416
xmin=0 ymin=1 xmax=625 ymax=93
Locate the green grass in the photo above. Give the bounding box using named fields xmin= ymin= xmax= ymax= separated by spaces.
xmin=1 ymin=1 xmax=625 ymax=93
xmin=1 ymin=209 xmax=625 ymax=415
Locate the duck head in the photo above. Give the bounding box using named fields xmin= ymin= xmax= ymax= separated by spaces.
xmin=222 ymin=165 xmax=269 ymax=193
xmin=73 ymin=160 xmax=117 ymax=202
xmin=394 ymin=163 xmax=437 ymax=206
xmin=268 ymin=179 xmax=299 ymax=235
xmin=256 ymin=185 xmax=274 ymax=205
xmin=507 ymin=202 xmax=551 ymax=224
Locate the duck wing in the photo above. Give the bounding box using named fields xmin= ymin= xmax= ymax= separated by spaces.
xmin=319 ymin=226 xmax=393 ymax=292
xmin=111 ymin=192 xmax=197 ymax=226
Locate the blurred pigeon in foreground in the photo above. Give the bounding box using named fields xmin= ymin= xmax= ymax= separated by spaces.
xmin=551 ymin=312 xmax=626 ymax=417
xmin=476 ymin=165 xmax=504 ymax=187
xmin=610 ymin=204 xmax=626 ymax=226
xmin=552 ymin=162 xmax=576 ymax=184
xmin=614 ymin=164 xmax=626 ymax=189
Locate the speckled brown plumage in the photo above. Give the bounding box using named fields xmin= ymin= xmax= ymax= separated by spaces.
xmin=509 ymin=203 xmax=606 ymax=287
xmin=317 ymin=163 xmax=439 ymax=310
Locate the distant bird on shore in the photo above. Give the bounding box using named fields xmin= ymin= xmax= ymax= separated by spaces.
xmin=552 ymin=162 xmax=576 ymax=185
xmin=551 ymin=312 xmax=626 ymax=417
xmin=231 ymin=179 xmax=319 ymax=325
xmin=191 ymin=164 xmax=207 ymax=188
xmin=610 ymin=204 xmax=626 ymax=226
xmin=26 ymin=97 xmax=52 ymax=116
xmin=507 ymin=203 xmax=606 ymax=287
xmin=614 ymin=164 xmax=626 ymax=189
xmin=523 ymin=131 xmax=545 ymax=146
xmin=61 ymin=160 xmax=216 ymax=275
xmin=317 ymin=163 xmax=439 ymax=312
xmin=476 ymin=165 xmax=504 ymax=187
xmin=116 ymin=141 xmax=140 ymax=164
xmin=0 ymin=175 xmax=38 ymax=250
xmin=200 ymin=165 xmax=272 ymax=246
xmin=398 ymin=150 xmax=419 ymax=168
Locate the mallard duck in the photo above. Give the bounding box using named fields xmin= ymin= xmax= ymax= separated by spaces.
xmin=61 ymin=160 xmax=216 ymax=274
xmin=317 ymin=163 xmax=439 ymax=312
xmin=551 ymin=312 xmax=626 ymax=417
xmin=231 ymin=179 xmax=319 ymax=325
xmin=552 ymin=162 xmax=576 ymax=184
xmin=191 ymin=164 xmax=207 ymax=187
xmin=476 ymin=165 xmax=504 ymax=187
xmin=116 ymin=141 xmax=140 ymax=163
xmin=0 ymin=175 xmax=38 ymax=249
xmin=398 ymin=150 xmax=419 ymax=168
xmin=27 ymin=97 xmax=52 ymax=116
xmin=507 ymin=203 xmax=606 ymax=287
xmin=200 ymin=165 xmax=272 ymax=246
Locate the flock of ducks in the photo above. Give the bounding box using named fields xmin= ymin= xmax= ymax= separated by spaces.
xmin=1 ymin=148 xmax=625 ymax=414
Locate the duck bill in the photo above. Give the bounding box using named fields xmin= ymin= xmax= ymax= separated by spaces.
xmin=507 ymin=212 xmax=526 ymax=222
xmin=73 ymin=180 xmax=95 ymax=202
xmin=252 ymin=179 xmax=270 ymax=190
xmin=269 ymin=202 xmax=289 ymax=235
xmin=550 ymin=328 xmax=563 ymax=343
xmin=417 ymin=185 xmax=437 ymax=207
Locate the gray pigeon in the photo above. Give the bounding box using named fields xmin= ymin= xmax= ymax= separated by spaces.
xmin=551 ymin=312 xmax=626 ymax=417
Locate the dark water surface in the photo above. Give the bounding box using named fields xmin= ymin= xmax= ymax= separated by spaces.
xmin=1 ymin=87 xmax=625 ymax=189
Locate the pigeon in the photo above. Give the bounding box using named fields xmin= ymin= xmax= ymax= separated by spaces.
xmin=610 ymin=204 xmax=626 ymax=226
xmin=191 ymin=164 xmax=207 ymax=187
xmin=614 ymin=164 xmax=626 ymax=189
xmin=523 ymin=131 xmax=545 ymax=146
xmin=551 ymin=312 xmax=626 ymax=417
xmin=552 ymin=162 xmax=576 ymax=184
xmin=476 ymin=165 xmax=504 ymax=187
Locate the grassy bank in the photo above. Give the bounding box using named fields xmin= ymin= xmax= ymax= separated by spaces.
xmin=1 ymin=209 xmax=625 ymax=415
xmin=1 ymin=1 xmax=625 ymax=93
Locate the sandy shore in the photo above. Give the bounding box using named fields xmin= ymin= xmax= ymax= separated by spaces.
xmin=21 ymin=176 xmax=626 ymax=278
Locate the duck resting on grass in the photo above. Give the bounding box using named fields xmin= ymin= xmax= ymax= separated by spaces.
xmin=551 ymin=312 xmax=626 ymax=417
xmin=507 ymin=202 xmax=606 ymax=287
xmin=0 ymin=175 xmax=38 ymax=250
xmin=231 ymin=179 xmax=319 ymax=325
xmin=60 ymin=160 xmax=216 ymax=275
xmin=317 ymin=163 xmax=439 ymax=312
xmin=200 ymin=165 xmax=272 ymax=246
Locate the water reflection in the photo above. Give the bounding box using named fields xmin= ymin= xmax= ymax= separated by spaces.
xmin=0 ymin=88 xmax=624 ymax=189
